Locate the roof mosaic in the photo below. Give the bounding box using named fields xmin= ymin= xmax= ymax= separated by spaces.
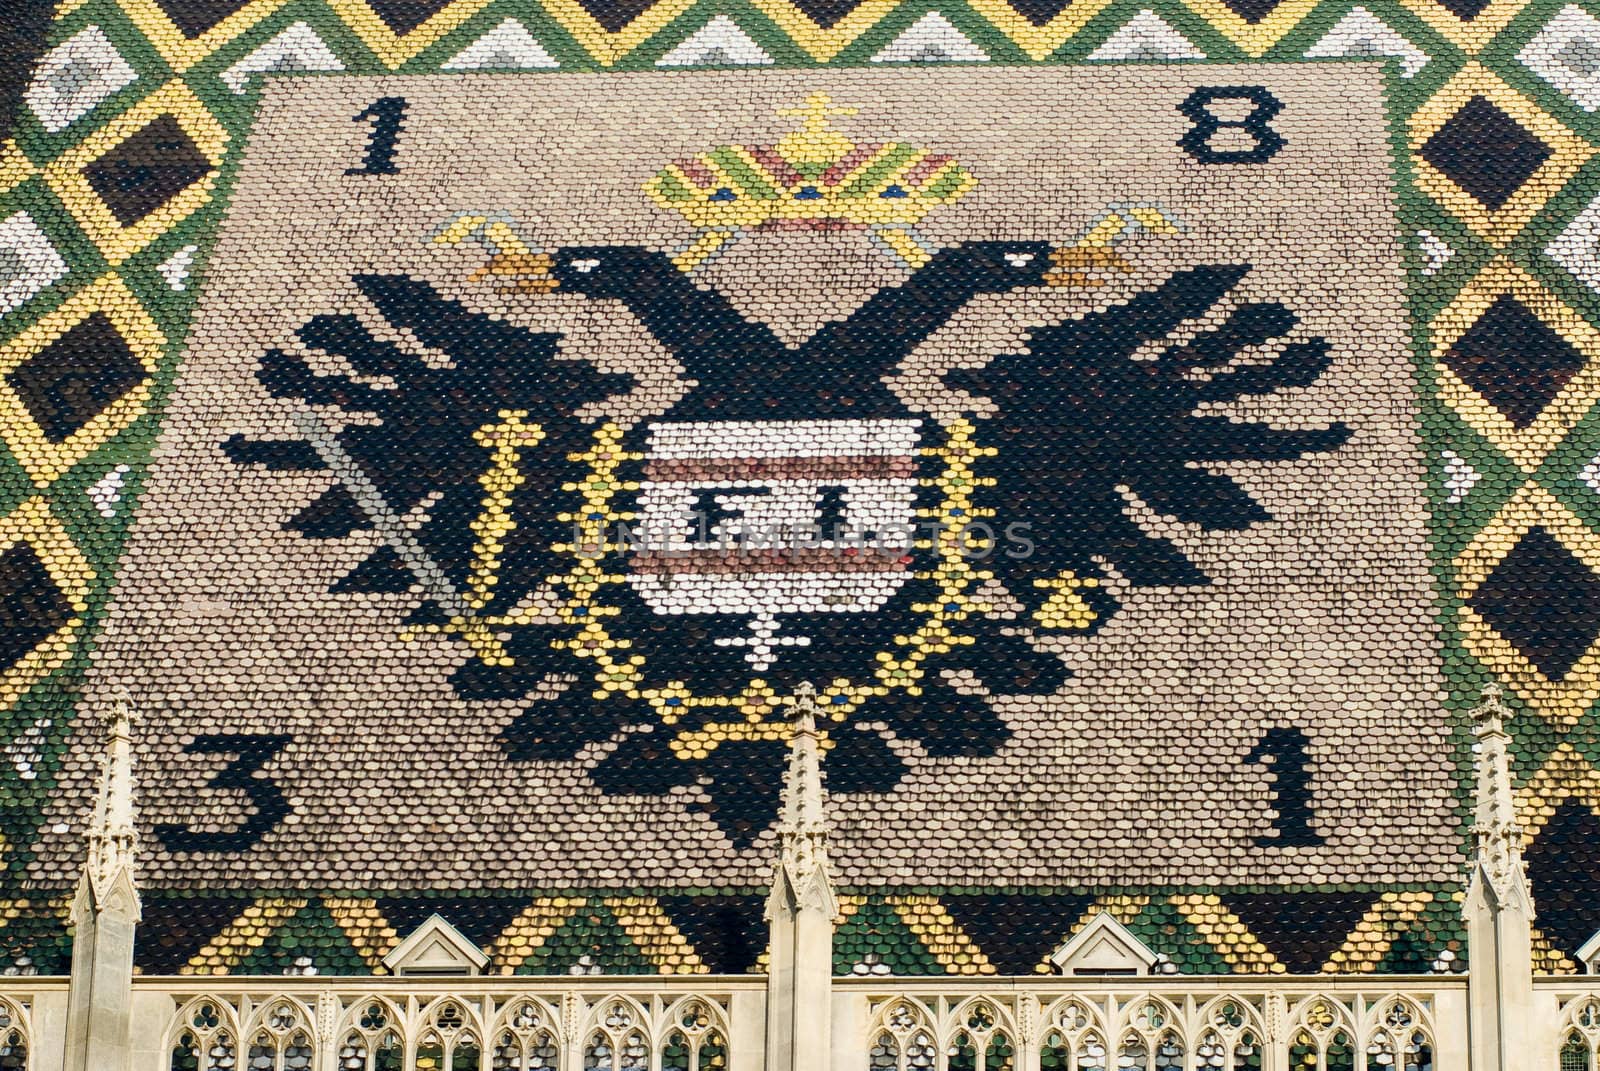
xmin=0 ymin=0 xmax=1595 ymax=981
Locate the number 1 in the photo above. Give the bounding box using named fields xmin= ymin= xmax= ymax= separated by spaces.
xmin=347 ymin=96 xmax=407 ymax=175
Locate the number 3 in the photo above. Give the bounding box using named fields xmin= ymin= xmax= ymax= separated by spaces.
xmin=155 ymin=733 xmax=293 ymax=852
xmin=1179 ymin=86 xmax=1284 ymax=164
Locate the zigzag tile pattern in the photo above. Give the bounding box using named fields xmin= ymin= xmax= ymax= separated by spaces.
xmin=0 ymin=0 xmax=1597 ymax=976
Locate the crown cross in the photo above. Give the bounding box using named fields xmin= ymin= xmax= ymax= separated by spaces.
xmin=775 ymin=93 xmax=859 ymax=165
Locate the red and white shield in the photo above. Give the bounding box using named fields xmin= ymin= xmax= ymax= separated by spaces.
xmin=628 ymin=418 xmax=923 ymax=670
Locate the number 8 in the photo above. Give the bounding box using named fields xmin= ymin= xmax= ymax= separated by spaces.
xmin=1179 ymin=86 xmax=1285 ymax=164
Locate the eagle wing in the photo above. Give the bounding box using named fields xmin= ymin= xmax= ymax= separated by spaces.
xmin=943 ymin=264 xmax=1350 ymax=608
xmin=225 ymin=273 xmax=634 ymax=612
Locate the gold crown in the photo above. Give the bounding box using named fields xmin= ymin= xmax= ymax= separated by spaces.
xmin=644 ymin=93 xmax=977 ymax=235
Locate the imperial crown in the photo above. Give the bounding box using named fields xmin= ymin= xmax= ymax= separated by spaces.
xmin=644 ymin=93 xmax=976 ymax=235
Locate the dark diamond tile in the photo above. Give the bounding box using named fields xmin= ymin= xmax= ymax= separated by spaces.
xmin=659 ymin=895 xmax=766 ymax=973
xmin=156 ymin=0 xmax=254 ymax=37
xmin=135 ymin=896 xmax=244 ymax=973
xmin=1470 ymin=526 xmax=1600 ymax=680
xmin=0 ymin=543 xmax=71 ymax=673
xmin=83 ymin=114 xmax=212 ymax=227
xmin=572 ymin=0 xmax=674 ymax=31
xmin=1420 ymin=96 xmax=1552 ymax=211
xmin=1002 ymin=0 xmax=1073 ymax=27
xmin=373 ymin=896 xmax=530 ymax=950
xmin=364 ymin=0 xmax=458 ymax=34
xmin=1432 ymin=0 xmax=1490 ymax=20
xmin=942 ymin=893 xmax=1094 ymax=974
xmin=1443 ymin=294 xmax=1584 ymax=428
xmin=1217 ymin=0 xmax=1284 ymax=24
xmin=1218 ymin=891 xmax=1379 ymax=973
xmin=1526 ymin=799 xmax=1600 ymax=958
xmin=8 ymin=312 xmax=144 ymax=442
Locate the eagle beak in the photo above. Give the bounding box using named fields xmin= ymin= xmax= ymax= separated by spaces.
xmin=472 ymin=252 xmax=558 ymax=293
xmin=1044 ymin=245 xmax=1134 ymax=288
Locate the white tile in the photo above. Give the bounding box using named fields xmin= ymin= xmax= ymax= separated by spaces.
xmin=1442 ymin=450 xmax=1481 ymax=503
xmin=1418 ymin=229 xmax=1454 ymax=275
xmin=156 ymin=244 xmax=199 ymax=291
xmin=220 ymin=22 xmax=344 ymax=94
xmin=1087 ymin=10 xmax=1204 ymax=61
xmin=871 ymin=12 xmax=989 ymax=63
xmin=1520 ymin=4 xmax=1600 ymax=112
xmin=88 ymin=464 xmax=131 ymax=518
xmin=24 ymin=25 xmax=137 ymax=133
xmin=443 ymin=18 xmax=558 ymax=70
xmin=0 ymin=212 xmax=68 ymax=319
xmin=657 ymin=16 xmax=773 ymax=66
xmin=1304 ymin=6 xmax=1427 ymax=78
xmin=1547 ymin=192 xmax=1600 ymax=293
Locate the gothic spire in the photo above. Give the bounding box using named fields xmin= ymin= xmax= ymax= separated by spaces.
xmin=769 ymin=683 xmax=838 ymax=919
xmin=1470 ymin=682 xmax=1528 ymax=902
xmin=84 ymin=690 xmax=139 ymax=900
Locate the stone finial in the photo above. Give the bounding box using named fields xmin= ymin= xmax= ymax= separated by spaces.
xmin=84 ymin=690 xmax=139 ymax=899
xmin=1470 ymin=683 xmax=1525 ymax=900
xmin=770 ymin=683 xmax=837 ymax=918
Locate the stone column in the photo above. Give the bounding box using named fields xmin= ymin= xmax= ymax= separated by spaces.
xmin=63 ymin=693 xmax=142 ymax=1071
xmin=765 ymin=684 xmax=838 ymax=1071
xmin=1463 ymin=684 xmax=1536 ymax=1071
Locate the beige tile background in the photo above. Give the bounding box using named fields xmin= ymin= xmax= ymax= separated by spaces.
xmin=31 ymin=65 xmax=1456 ymax=889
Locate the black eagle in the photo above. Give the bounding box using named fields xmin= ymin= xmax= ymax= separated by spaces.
xmin=229 ymin=252 xmax=1348 ymax=842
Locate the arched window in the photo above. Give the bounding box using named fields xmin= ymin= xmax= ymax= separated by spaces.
xmin=335 ymin=998 xmax=404 ymax=1071
xmin=584 ymin=999 xmax=649 ymax=1071
xmin=492 ymin=998 xmax=560 ymax=1071
xmin=168 ymin=999 xmax=238 ymax=1071
xmin=245 ymin=998 xmax=315 ymax=1071
xmin=0 ymin=998 xmax=28 ymax=1071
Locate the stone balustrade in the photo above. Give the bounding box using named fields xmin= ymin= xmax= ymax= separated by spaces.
xmin=4 ymin=973 xmax=1569 ymax=1071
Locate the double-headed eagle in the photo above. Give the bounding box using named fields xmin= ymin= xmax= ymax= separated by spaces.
xmin=226 ymin=100 xmax=1348 ymax=841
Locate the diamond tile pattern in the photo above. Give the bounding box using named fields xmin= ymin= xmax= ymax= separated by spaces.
xmin=82 ymin=115 xmax=213 ymax=227
xmin=1470 ymin=526 xmax=1600 ymax=681
xmin=1526 ymin=799 xmax=1600 ymax=959
xmin=1421 ymin=96 xmax=1552 ymax=212
xmin=1443 ymin=294 xmax=1585 ymax=428
xmin=0 ymin=543 xmax=70 ymax=673
xmin=0 ymin=0 xmax=1594 ymax=980
xmin=8 ymin=312 xmax=145 ymax=442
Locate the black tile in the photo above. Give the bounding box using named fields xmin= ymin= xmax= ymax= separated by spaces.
xmin=659 ymin=895 xmax=767 ymax=973
xmin=0 ymin=543 xmax=71 ymax=673
xmin=1000 ymin=0 xmax=1074 ymax=27
xmin=1432 ymin=0 xmax=1491 ymax=20
xmin=83 ymin=114 xmax=211 ymax=227
xmin=1420 ymin=96 xmax=1551 ymax=211
xmin=8 ymin=312 xmax=144 ymax=442
xmin=373 ymin=896 xmax=531 ymax=951
xmin=1219 ymin=891 xmax=1381 ymax=973
xmin=135 ymin=897 xmax=241 ymax=974
xmin=570 ymin=0 xmax=673 ymax=31
xmin=1526 ymin=800 xmax=1600 ymax=958
xmin=364 ymin=0 xmax=458 ymax=34
xmin=156 ymin=0 xmax=255 ymax=37
xmin=941 ymin=893 xmax=1095 ymax=974
xmin=0 ymin=0 xmax=55 ymax=143
xmin=1443 ymin=294 xmax=1584 ymax=429
xmin=1216 ymin=0 xmax=1284 ymax=24
xmin=1470 ymin=526 xmax=1600 ymax=681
